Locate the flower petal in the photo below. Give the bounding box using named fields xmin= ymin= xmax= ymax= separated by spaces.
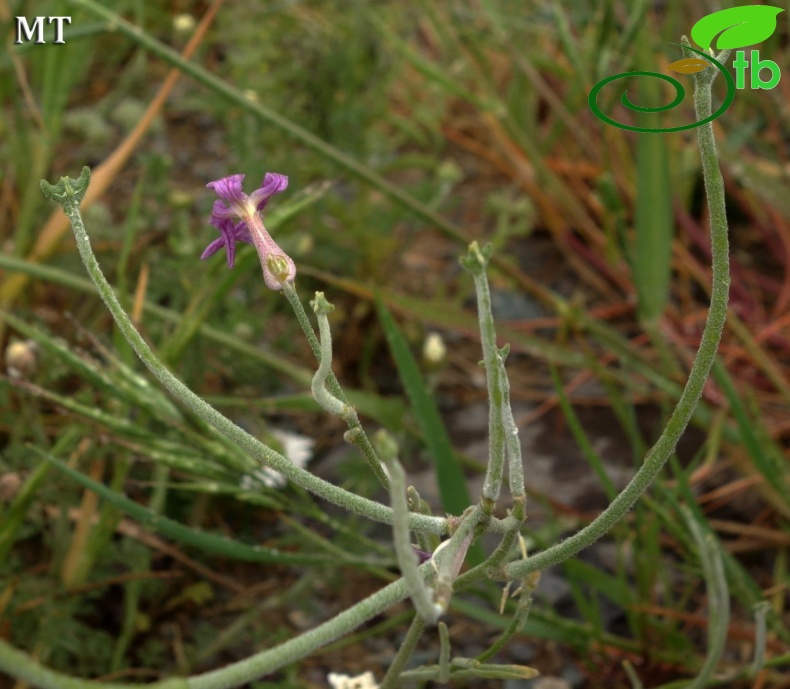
xmin=210 ymin=199 xmax=236 ymax=224
xmin=200 ymin=237 xmax=225 ymax=260
xmin=202 ymin=171 xmax=292 ymax=284
xmin=202 ymin=216 xmax=238 ymax=267
xmin=206 ymin=174 xmax=246 ymax=206
xmin=249 ymin=173 xmax=288 ymax=212
xmin=233 ymin=222 xmax=254 ymax=245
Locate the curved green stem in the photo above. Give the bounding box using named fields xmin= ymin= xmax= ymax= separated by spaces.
xmin=504 ymin=46 xmax=731 ymax=580
xmin=379 ymin=614 xmax=427 ymax=689
xmin=302 ymin=287 xmax=390 ymax=489
xmin=385 ymin=449 xmax=440 ymax=624
xmin=39 ymin=169 xmax=439 ymax=535
xmin=309 ymin=292 xmax=349 ymax=417
xmin=460 ymin=242 xmax=506 ymax=503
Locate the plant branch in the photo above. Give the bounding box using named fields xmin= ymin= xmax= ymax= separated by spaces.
xmin=503 ymin=45 xmax=732 ymax=580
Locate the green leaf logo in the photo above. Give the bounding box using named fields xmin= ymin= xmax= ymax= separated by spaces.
xmin=691 ymin=5 xmax=784 ymax=50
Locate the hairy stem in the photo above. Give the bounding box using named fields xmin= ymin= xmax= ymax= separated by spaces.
xmin=503 ymin=47 xmax=731 ymax=580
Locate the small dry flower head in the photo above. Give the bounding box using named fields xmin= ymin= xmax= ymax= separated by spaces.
xmin=422 ymin=331 xmax=447 ymax=365
xmin=239 ymin=430 xmax=314 ymax=490
xmin=5 ymin=339 xmax=39 ymax=379
xmin=327 ymin=671 xmax=378 ymax=689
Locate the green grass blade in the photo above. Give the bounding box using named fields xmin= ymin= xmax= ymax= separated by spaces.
xmin=68 ymin=0 xmax=474 ymax=249
xmin=633 ymin=42 xmax=673 ymax=326
xmin=549 ymin=364 xmax=618 ymax=499
xmin=0 ymin=259 xmax=401 ymax=428
xmin=0 ymin=460 xmax=52 ymax=563
xmin=374 ymin=297 xmax=470 ymax=516
xmin=710 ymin=358 xmax=790 ymax=515
xmin=677 ymin=506 xmax=730 ymax=689
xmin=32 ymin=446 xmax=379 ymax=567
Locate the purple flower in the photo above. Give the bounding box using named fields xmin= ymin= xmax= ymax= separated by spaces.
xmin=201 ymin=172 xmax=296 ymax=290
xmin=412 ymin=545 xmax=432 ymax=564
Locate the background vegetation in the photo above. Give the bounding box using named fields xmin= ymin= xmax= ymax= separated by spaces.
xmin=1 ymin=1 xmax=789 ymax=687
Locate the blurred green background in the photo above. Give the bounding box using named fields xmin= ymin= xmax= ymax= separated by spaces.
xmin=1 ymin=1 xmax=789 ymax=687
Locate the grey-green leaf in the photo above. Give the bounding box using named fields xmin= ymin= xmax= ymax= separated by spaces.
xmin=40 ymin=166 xmax=91 ymax=206
xmin=691 ymin=6 xmax=783 ymax=51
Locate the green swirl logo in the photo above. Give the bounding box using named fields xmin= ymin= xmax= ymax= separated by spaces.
xmin=588 ymin=45 xmax=734 ymax=133
xmin=588 ymin=6 xmax=783 ymax=133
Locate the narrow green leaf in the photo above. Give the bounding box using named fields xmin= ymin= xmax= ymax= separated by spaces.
xmin=710 ymin=359 xmax=790 ymax=515
xmin=680 ymin=505 xmax=729 ymax=689
xmin=375 ymin=297 xmax=470 ymax=516
xmin=0 ymin=263 xmax=399 ymax=428
xmin=0 ymin=461 xmax=52 ymax=562
xmin=633 ymin=44 xmax=673 ymax=325
xmin=549 ymin=365 xmax=617 ymax=499
xmin=32 ymin=446 xmax=375 ymax=567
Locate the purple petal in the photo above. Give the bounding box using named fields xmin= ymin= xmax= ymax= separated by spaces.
xmin=200 ymin=237 xmax=225 ymax=260
xmin=206 ymin=174 xmax=247 ymax=206
xmin=412 ymin=546 xmax=432 ymax=564
xmin=201 ymin=216 xmax=242 ymax=268
xmin=210 ymin=199 xmax=236 ymax=224
xmin=218 ymin=218 xmax=239 ymax=268
xmin=233 ymin=222 xmax=254 ymax=245
xmin=249 ymin=173 xmax=288 ymax=212
xmin=202 ymin=172 xmax=290 ymax=277
xmin=224 ymin=241 xmax=236 ymax=268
